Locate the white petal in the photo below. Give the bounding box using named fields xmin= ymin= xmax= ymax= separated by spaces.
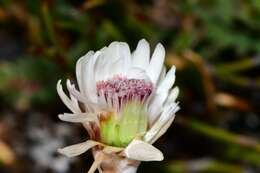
xmin=150 ymin=115 xmax=176 ymax=144
xmin=148 ymin=92 xmax=168 ymax=125
xmin=108 ymin=56 xmax=125 ymax=78
xmin=84 ymin=51 xmax=100 ymax=103
xmin=95 ymin=42 xmax=131 ymax=81
xmin=108 ymin=42 xmax=131 ymax=62
xmin=146 ymin=43 xmax=165 ymax=84
xmin=126 ymin=67 xmax=150 ymax=80
xmin=165 ymin=87 xmax=179 ymax=105
xmin=58 ymin=140 xmax=99 ymax=157
xmin=119 ymin=42 xmax=132 ymax=75
xmin=66 ymin=79 xmax=85 ymax=102
xmin=76 ymin=51 xmax=94 ymax=94
xmin=56 ymin=80 xmax=80 ymax=113
xmin=107 ymin=41 xmax=121 ymax=60
xmin=66 ymin=79 xmax=98 ymax=112
xmin=132 ymin=39 xmax=150 ymax=69
xmin=124 ymin=140 xmax=163 ymax=161
xmin=156 ymin=66 xmax=176 ymax=93
xmin=106 ymin=42 xmax=131 ymax=76
xmin=58 ymin=113 xmax=98 ymax=123
xmin=95 ymin=48 xmax=108 ymax=81
xmin=66 ymin=80 xmax=80 ymax=109
xmin=157 ymin=66 xmax=166 ymax=85
xmin=144 ymin=103 xmax=180 ymax=143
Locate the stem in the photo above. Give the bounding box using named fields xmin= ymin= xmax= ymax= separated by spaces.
xmin=93 ymin=151 xmax=140 ymax=173
xmin=101 ymin=158 xmax=139 ymax=173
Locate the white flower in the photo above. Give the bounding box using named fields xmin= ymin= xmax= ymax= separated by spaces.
xmin=57 ymin=39 xmax=180 ymax=173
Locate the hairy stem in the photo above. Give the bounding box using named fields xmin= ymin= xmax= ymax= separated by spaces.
xmin=93 ymin=151 xmax=140 ymax=173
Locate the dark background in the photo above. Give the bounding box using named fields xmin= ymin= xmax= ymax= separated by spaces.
xmin=0 ymin=0 xmax=260 ymax=173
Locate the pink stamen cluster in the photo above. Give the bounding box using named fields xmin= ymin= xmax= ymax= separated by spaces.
xmin=96 ymin=76 xmax=153 ymax=109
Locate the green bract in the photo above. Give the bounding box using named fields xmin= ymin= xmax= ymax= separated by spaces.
xmin=100 ymin=101 xmax=148 ymax=147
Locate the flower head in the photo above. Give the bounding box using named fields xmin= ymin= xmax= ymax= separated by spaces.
xmin=57 ymin=39 xmax=180 ymax=172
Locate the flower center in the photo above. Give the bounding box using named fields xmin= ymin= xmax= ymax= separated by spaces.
xmin=97 ymin=76 xmax=153 ymax=147
xmin=96 ymin=75 xmax=153 ymax=110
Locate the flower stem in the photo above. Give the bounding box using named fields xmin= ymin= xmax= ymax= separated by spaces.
xmin=92 ymin=151 xmax=140 ymax=173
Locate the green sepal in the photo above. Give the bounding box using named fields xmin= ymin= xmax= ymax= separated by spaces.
xmin=100 ymin=101 xmax=148 ymax=147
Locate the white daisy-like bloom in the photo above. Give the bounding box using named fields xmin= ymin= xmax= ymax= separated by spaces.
xmin=57 ymin=39 xmax=180 ymax=173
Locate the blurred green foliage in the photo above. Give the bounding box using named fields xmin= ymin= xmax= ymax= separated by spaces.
xmin=0 ymin=0 xmax=260 ymax=173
